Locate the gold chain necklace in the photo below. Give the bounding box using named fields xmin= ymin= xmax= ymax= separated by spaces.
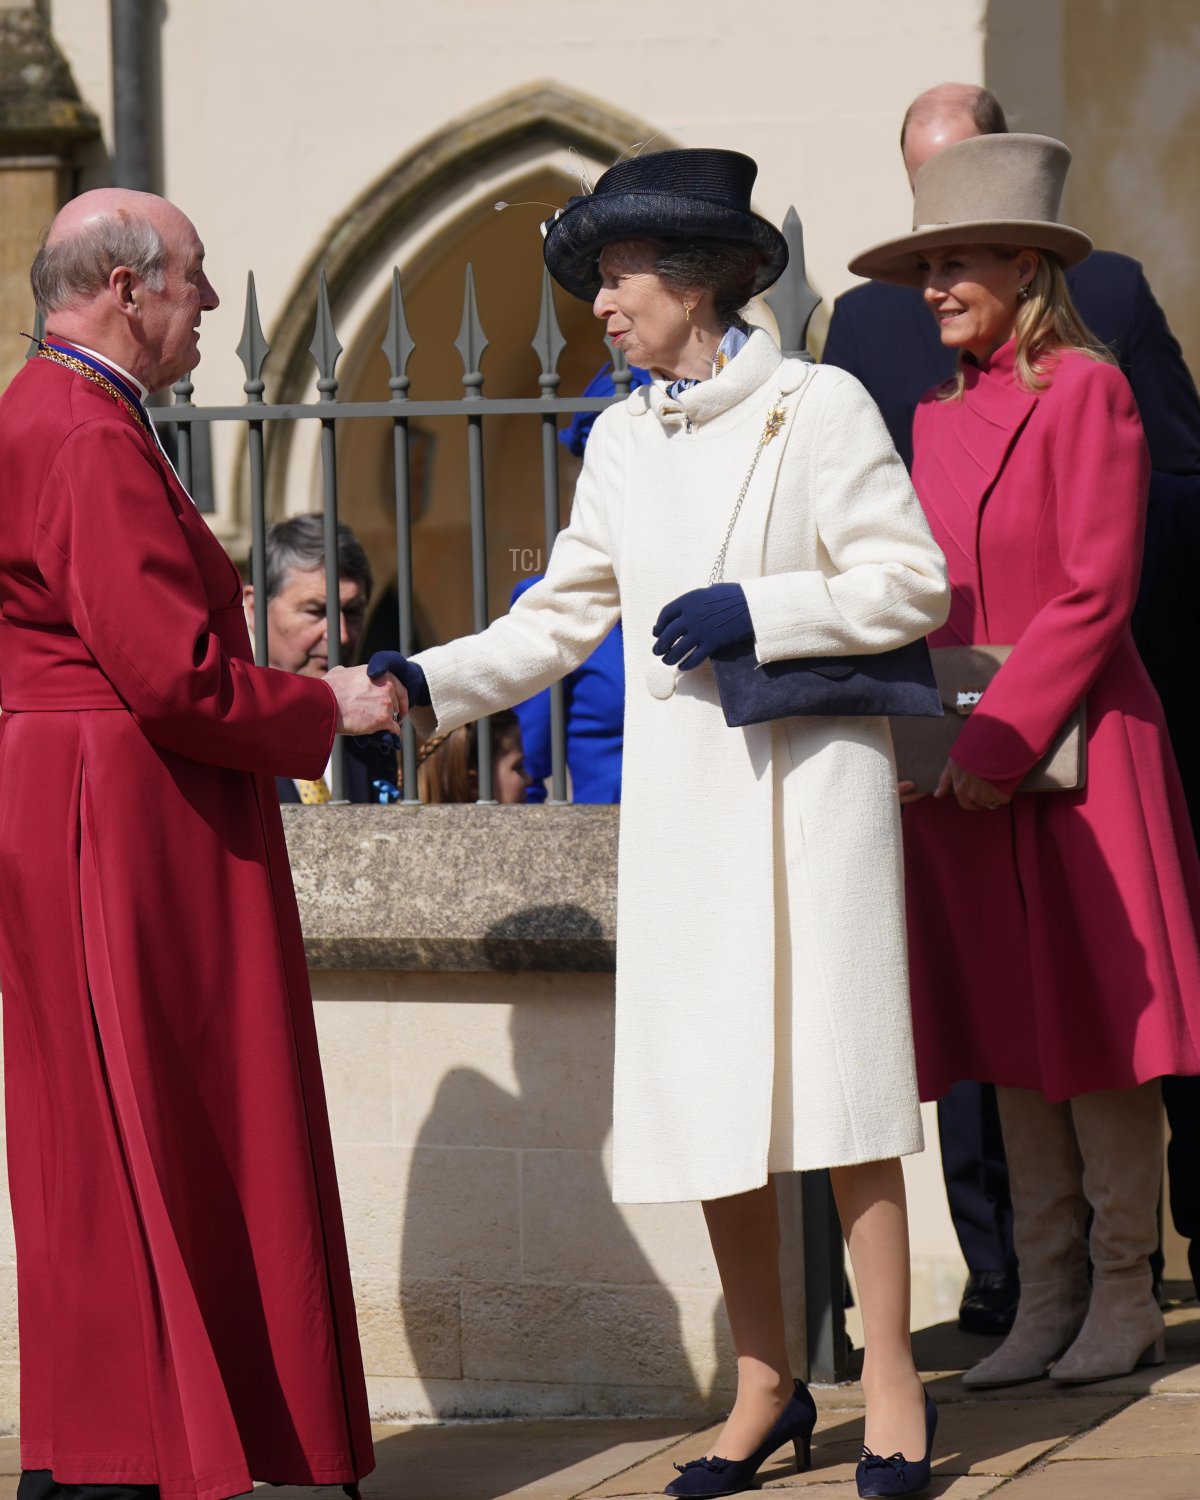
xmin=36 ymin=343 xmax=150 ymax=430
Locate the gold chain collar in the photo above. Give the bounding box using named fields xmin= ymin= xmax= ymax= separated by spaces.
xmin=36 ymin=343 xmax=150 ymax=431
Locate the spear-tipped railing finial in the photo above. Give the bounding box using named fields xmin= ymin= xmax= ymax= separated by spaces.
xmin=383 ymin=268 xmax=415 ymax=397
xmin=309 ymin=269 xmax=343 ymax=399
xmin=236 ymin=271 xmax=270 ymax=400
xmin=765 ymin=207 xmax=822 ymax=361
xmin=454 ymin=264 xmax=488 ymax=397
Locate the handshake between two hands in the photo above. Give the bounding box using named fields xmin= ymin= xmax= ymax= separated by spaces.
xmin=325 ymin=650 xmax=431 ymax=743
xmin=318 ymin=581 xmax=751 ymax=743
xmin=319 ymin=579 xmax=752 ymax=742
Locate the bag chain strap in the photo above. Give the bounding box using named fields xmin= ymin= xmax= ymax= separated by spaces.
xmin=707 ymin=396 xmax=792 ymax=587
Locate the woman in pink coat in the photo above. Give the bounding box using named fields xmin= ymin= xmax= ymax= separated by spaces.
xmin=850 ymin=132 xmax=1200 ymax=1389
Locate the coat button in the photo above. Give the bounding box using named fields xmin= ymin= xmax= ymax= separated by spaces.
xmin=645 ymin=657 xmax=677 ymax=700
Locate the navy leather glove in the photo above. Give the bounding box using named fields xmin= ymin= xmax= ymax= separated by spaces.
xmin=651 ymin=583 xmax=754 ymax=670
xmin=367 ymin=649 xmax=431 ymax=707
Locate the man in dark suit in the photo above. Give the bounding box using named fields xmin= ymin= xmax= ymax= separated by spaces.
xmin=825 ymin=82 xmax=1200 ymax=1331
xmin=243 ymin=513 xmax=399 ymax=803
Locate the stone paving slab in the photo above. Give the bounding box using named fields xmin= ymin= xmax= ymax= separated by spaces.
xmin=268 ymin=1420 xmax=695 ymax=1500
xmin=1151 ymin=1363 xmax=1200 ymax=1393
xmin=1048 ymin=1392 xmax=1200 ymax=1459
xmin=580 ymin=1419 xmax=724 ymax=1496
xmin=996 ymin=1454 xmax=1200 ymax=1499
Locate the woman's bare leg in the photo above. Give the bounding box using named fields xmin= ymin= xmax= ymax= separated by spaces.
xmin=701 ymin=1182 xmax=793 ymax=1460
xmin=830 ymin=1157 xmax=928 ymax=1460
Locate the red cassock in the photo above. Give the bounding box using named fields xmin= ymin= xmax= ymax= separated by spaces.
xmin=0 ymin=356 xmax=374 ymax=1499
xmin=904 ymin=339 xmax=1200 ymax=1102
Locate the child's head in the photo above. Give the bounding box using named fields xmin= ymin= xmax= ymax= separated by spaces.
xmin=411 ymin=710 xmax=530 ymax=804
xmin=490 ymin=713 xmax=530 ymax=804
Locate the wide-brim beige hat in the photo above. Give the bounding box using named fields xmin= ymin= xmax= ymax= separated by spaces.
xmin=848 ymin=133 xmax=1093 ymax=286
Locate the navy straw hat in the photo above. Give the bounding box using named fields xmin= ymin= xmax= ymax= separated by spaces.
xmin=542 ymin=148 xmax=789 ymax=302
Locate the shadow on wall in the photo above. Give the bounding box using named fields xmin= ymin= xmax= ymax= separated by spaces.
xmin=400 ymin=904 xmax=733 ymax=1424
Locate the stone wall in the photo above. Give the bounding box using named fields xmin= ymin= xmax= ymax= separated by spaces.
xmin=286 ymin=803 xmax=777 ymax=1420
xmin=312 ymin=967 xmax=740 ymax=1420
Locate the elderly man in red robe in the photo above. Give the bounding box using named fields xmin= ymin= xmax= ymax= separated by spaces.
xmin=0 ymin=189 xmax=404 ymax=1500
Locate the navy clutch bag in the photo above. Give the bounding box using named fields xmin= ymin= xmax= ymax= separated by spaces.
xmin=711 ymin=638 xmax=943 ymax=727
xmin=706 ymin=384 xmax=943 ymax=728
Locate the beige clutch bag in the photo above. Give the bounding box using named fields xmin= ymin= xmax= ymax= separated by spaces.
xmin=890 ymin=644 xmax=1087 ymax=795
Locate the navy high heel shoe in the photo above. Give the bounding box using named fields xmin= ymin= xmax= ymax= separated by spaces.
xmin=664 ymin=1379 xmax=817 ymax=1497
xmin=856 ymin=1394 xmax=938 ymax=1498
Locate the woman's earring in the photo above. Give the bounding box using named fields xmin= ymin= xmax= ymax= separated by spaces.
xmin=683 ymin=303 xmax=692 ymax=323
xmin=1018 ymin=282 xmax=1031 ymax=302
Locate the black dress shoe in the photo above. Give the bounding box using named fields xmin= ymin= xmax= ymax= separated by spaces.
xmin=19 ymin=1480 xmax=159 ymax=1500
xmin=664 ymin=1380 xmax=817 ymax=1496
xmin=17 ymin=1474 xmax=61 ymax=1500
xmin=857 ymin=1394 xmax=938 ymax=1498
xmin=957 ymin=1269 xmax=1019 ymax=1335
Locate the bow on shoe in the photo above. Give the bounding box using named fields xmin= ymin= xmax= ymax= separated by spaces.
xmin=856 ymin=1395 xmax=935 ymax=1497
xmin=673 ymin=1457 xmax=730 ymax=1475
xmin=860 ymin=1446 xmax=909 ymax=1479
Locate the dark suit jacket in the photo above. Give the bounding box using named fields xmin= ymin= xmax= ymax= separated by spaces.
xmin=276 ymin=734 xmax=399 ymax=804
xmin=824 ymin=251 xmax=1200 ymax=825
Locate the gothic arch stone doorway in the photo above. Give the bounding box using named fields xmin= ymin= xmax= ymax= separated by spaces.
xmin=258 ymin=86 xmax=671 ymax=649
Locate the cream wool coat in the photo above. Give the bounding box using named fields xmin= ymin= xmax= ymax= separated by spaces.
xmin=413 ymin=331 xmax=950 ymax=1203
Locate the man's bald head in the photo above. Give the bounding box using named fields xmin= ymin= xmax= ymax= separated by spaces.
xmin=900 ymin=83 xmax=1008 ymax=185
xmin=32 ymin=189 xmax=189 ymax=314
xmin=31 ymin=188 xmax=218 ymax=393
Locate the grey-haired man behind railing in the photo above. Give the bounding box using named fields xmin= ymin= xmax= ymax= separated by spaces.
xmin=244 ymin=512 xmax=400 ymax=803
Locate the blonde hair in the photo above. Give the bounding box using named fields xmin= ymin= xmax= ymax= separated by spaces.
xmin=404 ymin=710 xmax=522 ymax=803
xmin=414 ymin=726 xmax=474 ymax=803
xmin=940 ymin=250 xmax=1116 ymax=400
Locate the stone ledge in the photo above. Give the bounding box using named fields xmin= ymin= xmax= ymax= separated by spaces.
xmin=283 ymin=803 xmax=618 ymax=972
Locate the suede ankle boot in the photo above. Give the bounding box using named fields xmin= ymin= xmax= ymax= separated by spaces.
xmin=962 ymin=1088 xmax=1090 ymax=1390
xmin=1050 ymin=1082 xmax=1166 ymax=1383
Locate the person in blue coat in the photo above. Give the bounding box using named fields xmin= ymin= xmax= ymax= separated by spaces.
xmin=511 ymin=574 xmax=624 ymax=802
xmin=825 ymin=82 xmax=1200 ymax=1330
xmin=510 ymin=361 xmax=651 ymax=803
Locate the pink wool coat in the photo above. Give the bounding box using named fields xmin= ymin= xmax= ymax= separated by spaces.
xmin=903 ymin=338 xmax=1200 ymax=1101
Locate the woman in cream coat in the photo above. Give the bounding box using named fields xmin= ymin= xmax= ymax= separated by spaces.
xmin=386 ymin=150 xmax=950 ymax=1499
